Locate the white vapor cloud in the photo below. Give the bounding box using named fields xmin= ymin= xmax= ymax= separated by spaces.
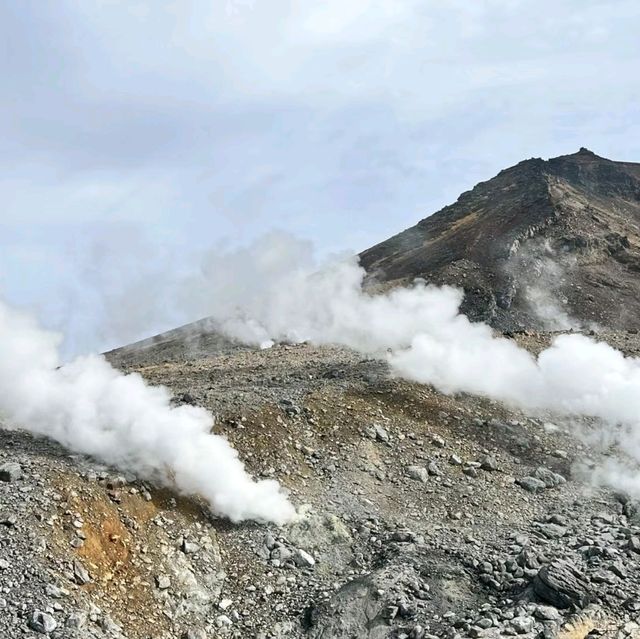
xmin=0 ymin=301 xmax=294 ymax=524
xmin=2 ymin=0 xmax=639 ymax=343
xmin=186 ymin=236 xmax=640 ymax=495
xmin=3 ymin=230 xmax=640 ymax=522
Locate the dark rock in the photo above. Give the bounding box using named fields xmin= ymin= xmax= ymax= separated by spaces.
xmin=533 ymin=561 xmax=592 ymax=609
xmin=28 ymin=611 xmax=57 ymax=634
xmin=516 ymin=476 xmax=546 ymax=493
xmin=72 ymin=559 xmax=91 ymax=585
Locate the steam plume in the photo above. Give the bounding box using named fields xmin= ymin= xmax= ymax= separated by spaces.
xmin=4 ymin=230 xmax=640 ymax=519
xmin=0 ymin=301 xmax=294 ymax=524
xmin=208 ymin=247 xmax=640 ymax=495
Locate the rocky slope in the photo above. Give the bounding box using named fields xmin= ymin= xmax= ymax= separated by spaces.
xmin=360 ymin=149 xmax=640 ymax=331
xmin=3 ymin=150 xmax=640 ymax=639
xmin=2 ymin=332 xmax=640 ymax=638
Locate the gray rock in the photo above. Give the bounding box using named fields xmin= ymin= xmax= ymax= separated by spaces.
xmin=628 ymin=536 xmax=640 ymax=554
xmin=0 ymin=462 xmax=23 ymax=482
xmin=73 ymin=559 xmax=91 ymax=585
xmin=182 ymin=631 xmax=207 ymax=639
xmin=370 ymin=424 xmax=389 ymax=442
xmin=479 ymin=455 xmax=498 ymax=471
xmin=516 ymin=476 xmax=547 ymax=493
xmin=181 ymin=539 xmax=200 ymax=554
xmin=406 ymin=466 xmax=429 ymax=483
xmin=65 ymin=612 xmax=87 ymax=630
xmin=533 ymin=560 xmax=591 ymax=609
xmin=28 ymin=611 xmax=57 ymax=634
xmin=510 ymin=615 xmax=535 ymax=634
xmin=156 ymin=574 xmax=171 ymax=589
xmin=294 ymin=548 xmax=316 ymax=568
xmin=533 ymin=466 xmax=566 ymax=488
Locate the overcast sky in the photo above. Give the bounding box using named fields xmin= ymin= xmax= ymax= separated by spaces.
xmin=2 ymin=0 xmax=639 ymax=354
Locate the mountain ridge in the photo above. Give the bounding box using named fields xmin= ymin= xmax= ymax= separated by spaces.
xmin=359 ymin=148 xmax=640 ymax=330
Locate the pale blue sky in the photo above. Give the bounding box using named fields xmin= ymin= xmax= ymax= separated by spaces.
xmin=1 ymin=1 xmax=639 ymax=354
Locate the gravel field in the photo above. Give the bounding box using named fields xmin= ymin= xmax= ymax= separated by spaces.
xmin=0 ymin=329 xmax=639 ymax=638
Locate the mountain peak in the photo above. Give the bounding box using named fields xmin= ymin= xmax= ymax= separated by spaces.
xmin=360 ymin=150 xmax=640 ymax=331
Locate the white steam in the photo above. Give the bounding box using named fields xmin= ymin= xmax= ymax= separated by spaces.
xmin=204 ymin=245 xmax=640 ymax=496
xmin=4 ymin=230 xmax=640 ymax=520
xmin=0 ymin=301 xmax=294 ymax=524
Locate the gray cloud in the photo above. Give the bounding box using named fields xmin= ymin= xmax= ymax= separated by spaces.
xmin=1 ymin=0 xmax=639 ymax=352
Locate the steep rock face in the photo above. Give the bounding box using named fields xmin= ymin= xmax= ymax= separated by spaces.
xmin=359 ymin=149 xmax=640 ymax=330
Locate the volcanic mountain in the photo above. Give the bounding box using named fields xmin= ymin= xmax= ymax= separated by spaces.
xmin=360 ymin=148 xmax=640 ymax=331
xmin=5 ymin=151 xmax=640 ymax=639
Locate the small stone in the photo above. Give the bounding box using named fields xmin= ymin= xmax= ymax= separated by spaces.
xmin=510 ymin=615 xmax=535 ymax=634
xmin=219 ymin=598 xmax=233 ymax=610
xmin=427 ymin=461 xmax=442 ymax=476
xmin=516 ymin=476 xmax=547 ymax=493
xmin=533 ymin=466 xmax=566 ymax=488
xmin=181 ymin=539 xmax=200 ymax=554
xmin=28 ymin=611 xmax=57 ymax=634
xmin=371 ymin=424 xmax=389 ymax=442
xmin=294 ymin=548 xmax=316 ymax=567
xmin=479 ymin=455 xmax=498 ymax=471
xmin=182 ymin=631 xmax=207 ymax=639
xmin=448 ymin=454 xmax=462 ymax=466
xmin=627 ymin=536 xmax=640 ymax=553
xmin=156 ymin=574 xmax=171 ymax=590
xmin=406 ymin=466 xmax=429 ymax=483
xmin=65 ymin=612 xmax=87 ymax=630
xmin=431 ymin=435 xmax=445 ymax=448
xmin=0 ymin=462 xmax=23 ymax=482
xmin=73 ymin=559 xmax=91 ymax=585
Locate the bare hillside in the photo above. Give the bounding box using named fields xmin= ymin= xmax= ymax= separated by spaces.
xmin=360 ymin=149 xmax=640 ymax=331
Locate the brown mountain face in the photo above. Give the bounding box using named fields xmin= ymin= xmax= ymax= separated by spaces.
xmin=359 ymin=148 xmax=640 ymax=331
